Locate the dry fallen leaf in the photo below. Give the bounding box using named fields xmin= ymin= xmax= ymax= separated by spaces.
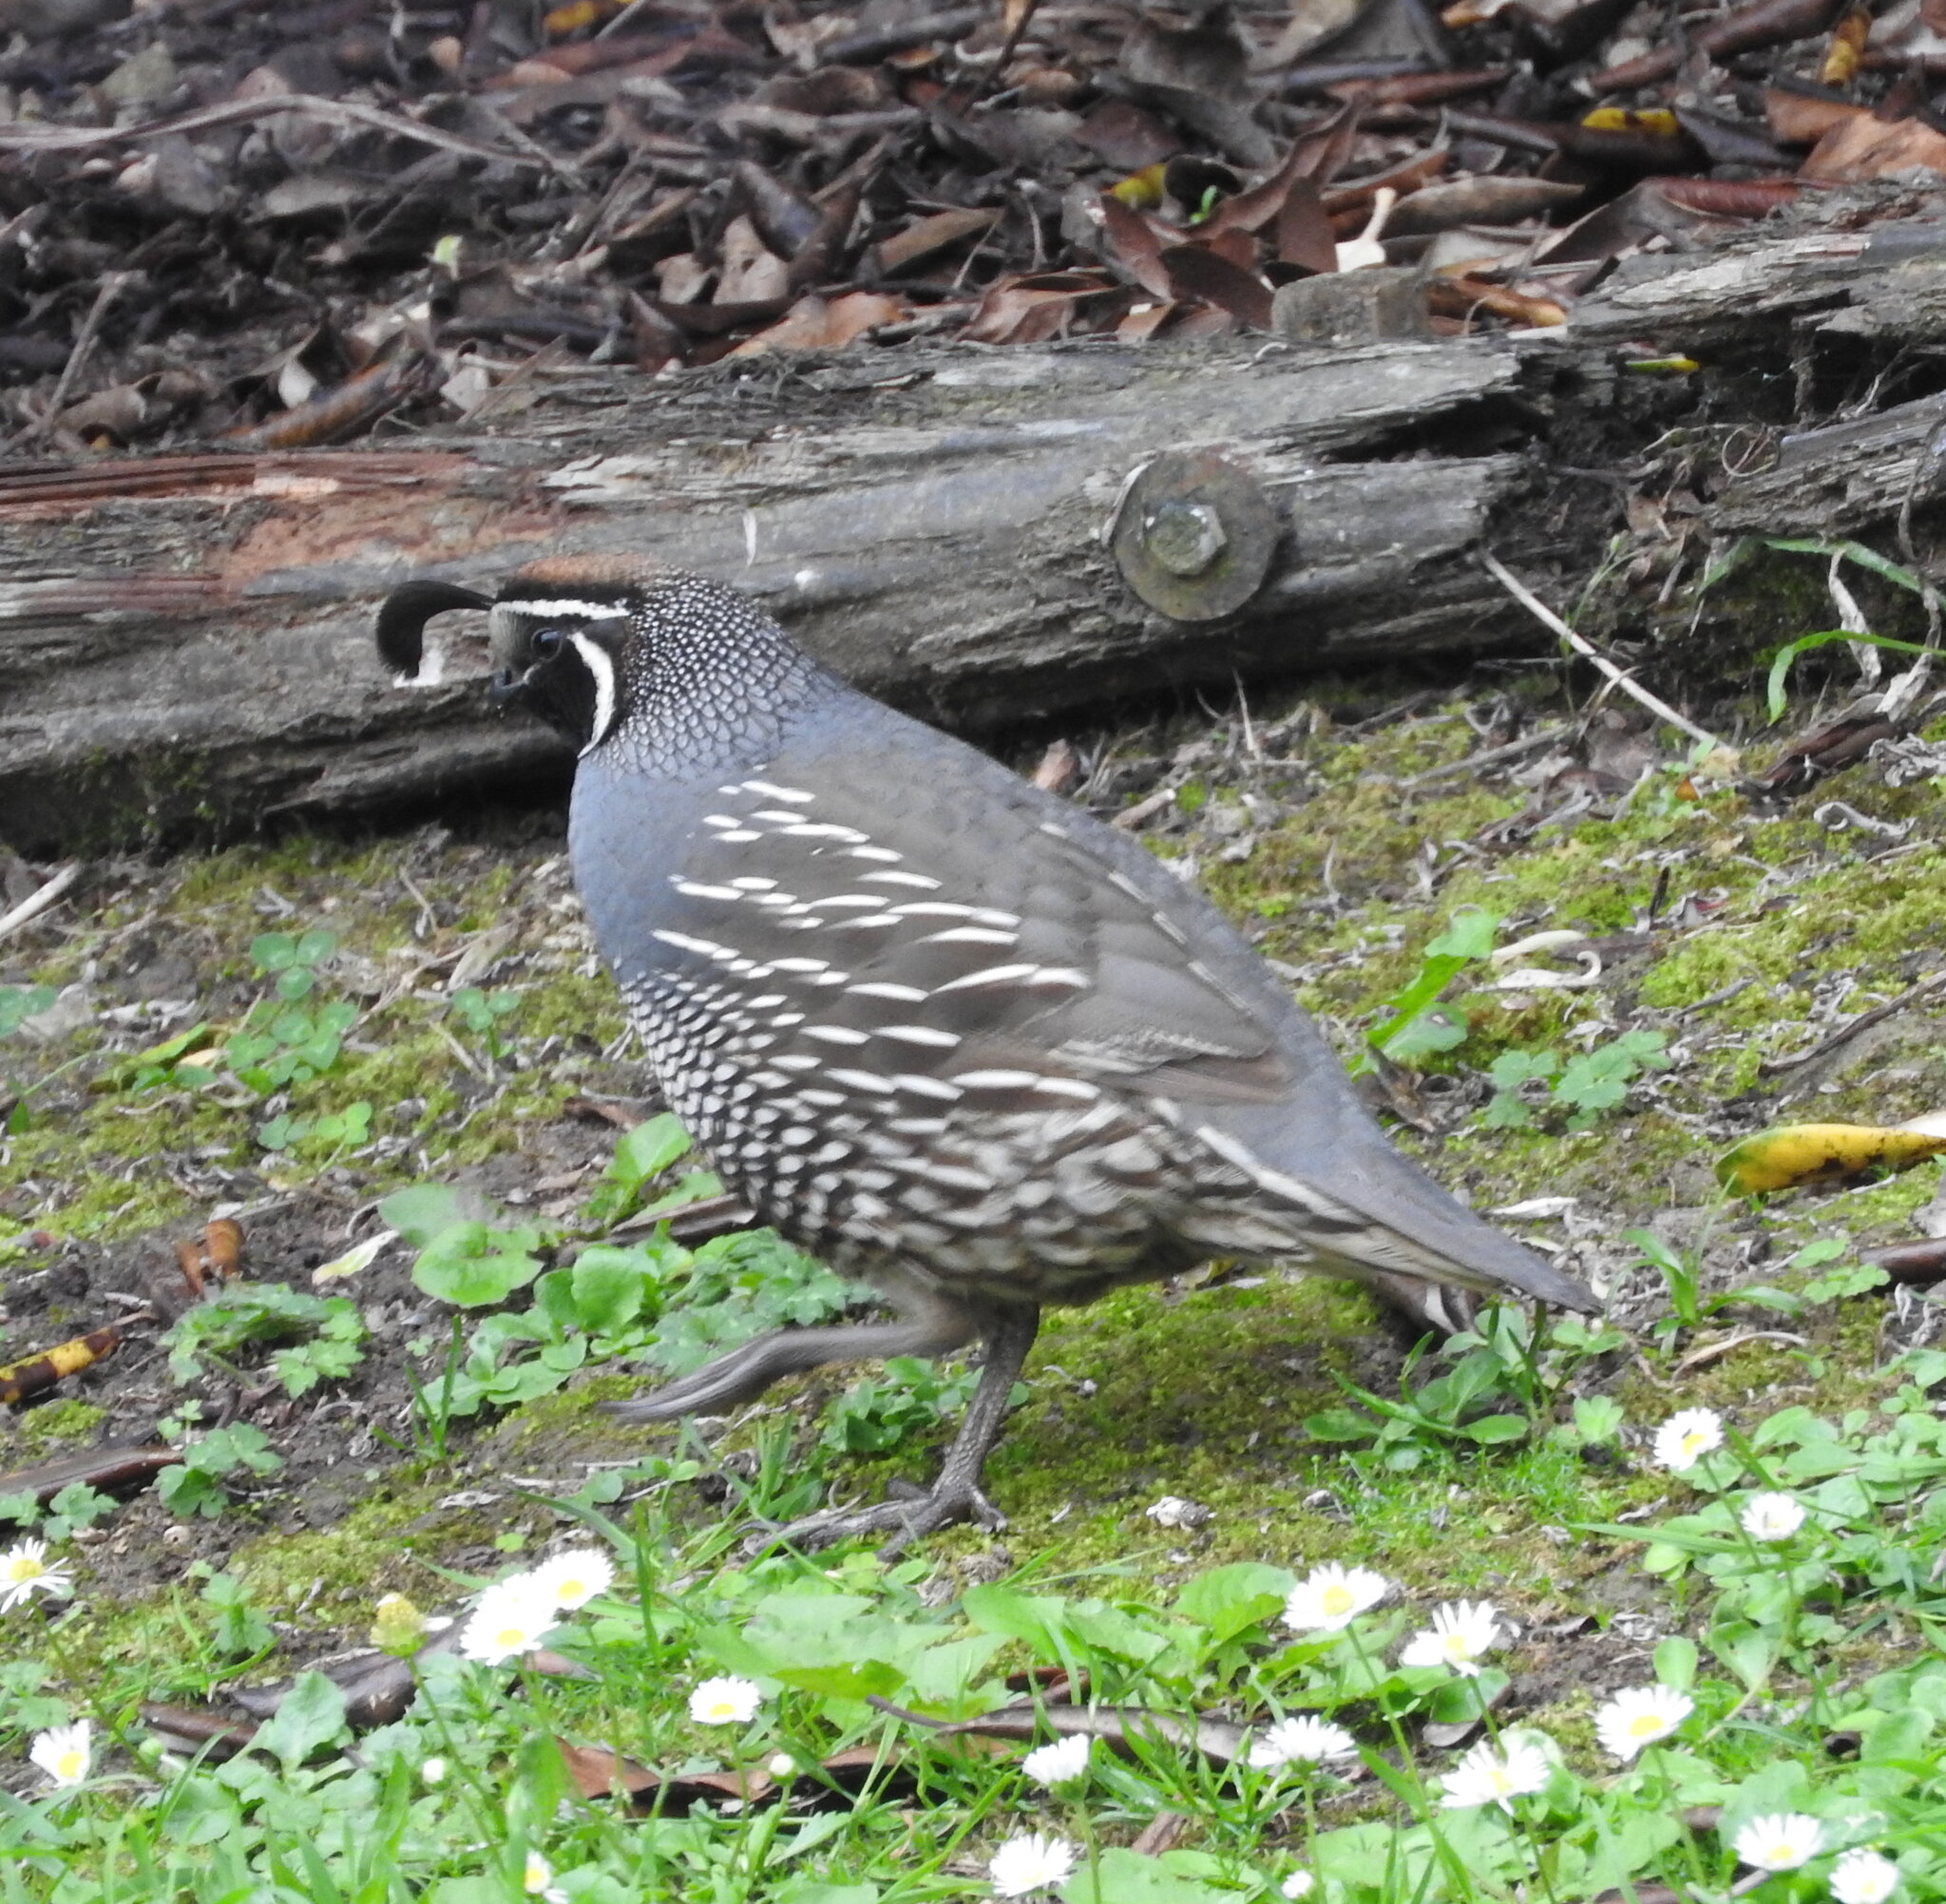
xmin=1802 ymin=111 xmax=1946 ymax=181
xmin=731 ymin=291 xmax=906 ymax=354
xmin=1717 ymin=1123 xmax=1946 ymax=1195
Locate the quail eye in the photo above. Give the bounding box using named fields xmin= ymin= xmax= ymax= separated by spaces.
xmin=531 ymin=627 xmax=567 ymax=661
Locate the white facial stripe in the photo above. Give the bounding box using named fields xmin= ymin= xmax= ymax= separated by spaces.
xmin=569 ymin=632 xmax=618 ymax=754
xmin=505 ymin=600 xmax=629 ymax=620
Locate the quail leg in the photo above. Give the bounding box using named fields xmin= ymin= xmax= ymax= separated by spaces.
xmin=604 ymin=1290 xmax=982 ymax=1422
xmin=1357 ymin=1267 xmax=1478 ymax=1339
xmin=760 ymin=1304 xmax=1041 ymax=1557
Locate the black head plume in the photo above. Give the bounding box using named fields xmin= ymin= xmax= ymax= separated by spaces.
xmin=375 ymin=581 xmax=492 ymax=678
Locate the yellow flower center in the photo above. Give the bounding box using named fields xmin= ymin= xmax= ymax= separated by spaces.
xmin=6 ymin=1559 xmax=42 ymax=1583
xmin=1321 ymin=1587 xmax=1352 ymax=1616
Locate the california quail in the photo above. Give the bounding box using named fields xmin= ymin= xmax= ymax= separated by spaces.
xmin=378 ymin=558 xmax=1598 ymax=1548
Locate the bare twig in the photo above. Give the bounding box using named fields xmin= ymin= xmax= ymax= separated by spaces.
xmin=0 ymin=92 xmax=562 ymax=170
xmin=1896 ymin=411 xmax=1946 ymax=650
xmin=1759 ymin=966 xmax=1946 ymax=1076
xmin=1479 ymin=552 xmax=1726 ymax=753
xmin=19 ymin=273 xmax=134 ymax=447
xmin=971 ymin=0 xmax=1046 ymax=101
xmin=0 ymin=863 xmax=82 ymax=945
xmin=1394 ymin=722 xmax=1570 ymax=788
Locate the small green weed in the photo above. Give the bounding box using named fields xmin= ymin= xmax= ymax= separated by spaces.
xmin=1302 ymin=1306 xmax=1626 ymax=1475
xmin=579 ymin=1110 xmax=721 ymax=1230
xmin=1630 ymin=1228 xmax=1877 ymax=1340
xmin=447 ymin=984 xmax=522 ymax=1062
xmin=820 ymin=1358 xmax=1016 ymax=1456
xmin=1361 ymin=915 xmax=1671 ymax=1130
xmin=1364 ymin=909 xmax=1498 ymax=1066
xmin=162 ymin=1282 xmax=367 ymax=1399
xmin=0 ymin=986 xmax=56 ymax=1038
xmin=0 ymin=1483 xmax=117 ymax=1545
xmin=218 ymin=928 xmax=375 ymax=1155
xmin=1483 ymin=1029 xmax=1670 ymax=1131
xmin=377 ymin=1152 xmax=856 ymax=1433
xmin=156 ymin=1423 xmax=285 ymax=1519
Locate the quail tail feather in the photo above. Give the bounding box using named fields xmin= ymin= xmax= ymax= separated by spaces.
xmin=1189 ymin=1115 xmax=1597 ymax=1313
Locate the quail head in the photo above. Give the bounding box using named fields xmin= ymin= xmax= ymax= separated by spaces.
xmin=378 ymin=557 xmax=1598 ymax=1550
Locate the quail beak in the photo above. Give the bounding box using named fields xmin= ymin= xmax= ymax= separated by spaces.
xmin=488 ymin=662 xmax=540 ymax=709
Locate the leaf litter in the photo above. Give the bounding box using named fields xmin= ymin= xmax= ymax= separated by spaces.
xmin=9 ymin=0 xmax=1946 ymax=443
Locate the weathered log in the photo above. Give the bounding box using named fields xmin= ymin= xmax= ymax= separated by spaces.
xmin=0 ymin=334 xmax=1550 ymax=852
xmin=9 ymin=200 xmax=1946 ymax=853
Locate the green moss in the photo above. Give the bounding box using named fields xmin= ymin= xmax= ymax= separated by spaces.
xmin=13 ymin=1399 xmax=106 ymax=1456
xmin=224 ymin=1477 xmax=505 ymax=1620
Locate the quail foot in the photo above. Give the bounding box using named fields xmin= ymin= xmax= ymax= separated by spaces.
xmin=379 ymin=558 xmax=1599 ymax=1552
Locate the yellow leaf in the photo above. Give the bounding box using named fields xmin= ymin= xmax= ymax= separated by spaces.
xmin=1581 ymin=107 xmax=1681 ymax=136
xmin=1822 ymin=5 xmax=1869 ymax=86
xmin=544 ymin=0 xmax=608 ymax=35
xmin=1110 ymin=164 xmax=1167 ymax=211
xmin=1716 ymin=1123 xmax=1946 ymax=1196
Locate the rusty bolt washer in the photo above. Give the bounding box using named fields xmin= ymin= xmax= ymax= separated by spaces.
xmin=1106 ymin=449 xmax=1280 ymax=623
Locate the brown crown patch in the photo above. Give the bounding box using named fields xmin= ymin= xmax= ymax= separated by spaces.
xmin=506 ymin=553 xmax=669 ymax=591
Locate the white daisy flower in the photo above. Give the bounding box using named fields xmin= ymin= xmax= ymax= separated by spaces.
xmin=1021 ymin=1734 xmax=1092 ymax=1785
xmin=1247 ymin=1716 xmax=1359 ymax=1770
xmin=421 ymin=1755 xmax=448 ymax=1786
xmin=1400 ymin=1601 xmax=1502 ymax=1677
xmin=1653 ymin=1407 xmax=1725 ymax=1474
xmin=458 ymin=1579 xmax=558 ymax=1665
xmin=0 ymin=1538 xmax=74 ymax=1611
xmin=1732 ymin=1813 xmax=1824 ymax=1872
xmin=1741 ymin=1493 xmax=1806 ymax=1542
xmin=521 ymin=1849 xmax=566 ymax=1901
xmin=1593 ymin=1685 xmax=1693 ymax=1761
xmin=528 ymin=1546 xmax=616 ymax=1610
xmin=988 ymin=1833 xmax=1078 ymax=1897
xmin=687 ymin=1676 xmax=762 ymax=1725
xmin=1440 ymin=1733 xmax=1551 ymax=1811
xmin=1283 ymin=1563 xmax=1390 ymax=1632
xmin=28 ymin=1719 xmax=90 ymax=1788
xmin=1282 ymin=1875 xmax=1315 ymax=1900
xmin=1831 ymin=1848 xmax=1900 ymax=1904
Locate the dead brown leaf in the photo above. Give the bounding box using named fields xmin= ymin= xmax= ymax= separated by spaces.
xmin=1275 ymin=177 xmax=1339 ymax=272
xmin=876 ymin=208 xmax=999 ymax=273
xmin=1765 ymin=88 xmax=1864 ymax=143
xmin=963 ymin=272 xmax=1122 ymax=344
xmin=1076 ymin=99 xmax=1179 ymax=170
xmin=1802 ymin=111 xmax=1946 ymax=181
xmin=1117 ymin=299 xmax=1178 ymax=338
xmin=731 ymin=291 xmax=906 ymax=353
xmin=715 ymin=216 xmax=792 ymax=304
xmin=1427 ymin=273 xmax=1569 ymax=327
xmin=1159 ymin=244 xmax=1274 ymax=330
xmin=1098 ymin=195 xmax=1174 ymax=296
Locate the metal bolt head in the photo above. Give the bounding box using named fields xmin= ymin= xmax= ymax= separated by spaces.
xmin=1143 ymin=500 xmax=1228 ymax=577
xmin=1108 ymin=449 xmax=1279 ymax=623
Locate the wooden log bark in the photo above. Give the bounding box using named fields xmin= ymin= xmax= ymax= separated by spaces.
xmin=9 ymin=199 xmax=1946 ymax=853
xmin=0 ymin=333 xmax=1550 ymax=852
